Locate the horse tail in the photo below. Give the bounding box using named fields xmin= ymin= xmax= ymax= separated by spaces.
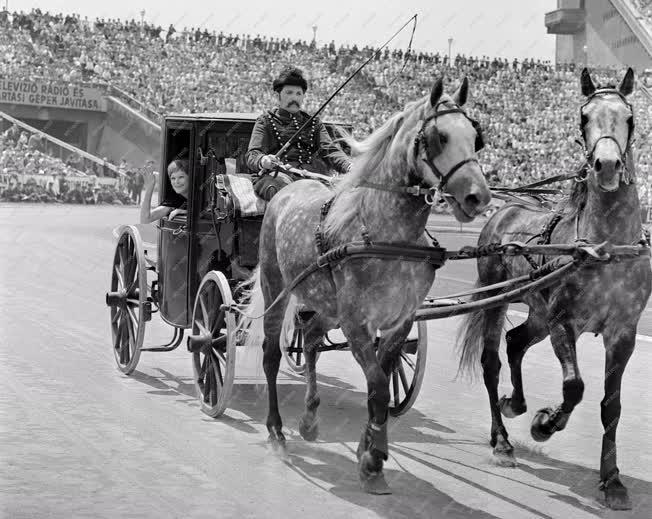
xmin=236 ymin=267 xmax=266 ymax=353
xmin=455 ymin=284 xmax=504 ymax=380
xmin=280 ymin=294 xmax=300 ymax=344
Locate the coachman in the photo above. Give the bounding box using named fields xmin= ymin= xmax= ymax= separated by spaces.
xmin=246 ymin=66 xmax=352 ymax=200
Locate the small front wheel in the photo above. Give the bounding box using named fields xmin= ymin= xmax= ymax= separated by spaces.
xmin=189 ymin=271 xmax=236 ymax=418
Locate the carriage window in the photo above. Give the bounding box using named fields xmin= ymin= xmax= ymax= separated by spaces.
xmin=197 ymin=121 xmax=256 ymax=216
xmin=161 ymin=123 xmax=191 ymax=209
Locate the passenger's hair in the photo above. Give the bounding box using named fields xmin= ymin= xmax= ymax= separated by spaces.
xmin=168 ymin=159 xmax=189 ymax=175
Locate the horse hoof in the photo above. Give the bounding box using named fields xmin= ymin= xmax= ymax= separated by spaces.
xmin=601 ymin=480 xmax=632 ymax=510
xmin=298 ymin=417 xmax=319 ymax=442
xmin=492 ymin=447 xmax=517 ymax=467
xmin=268 ymin=431 xmax=288 ymax=457
xmin=530 ymin=407 xmax=555 ymax=442
xmin=499 ymin=395 xmax=526 ymax=418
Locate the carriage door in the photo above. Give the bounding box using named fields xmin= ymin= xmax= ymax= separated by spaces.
xmin=156 ymin=120 xmax=194 ymax=328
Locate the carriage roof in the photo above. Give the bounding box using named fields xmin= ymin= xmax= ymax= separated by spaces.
xmin=164 ymin=112 xmax=350 ymax=127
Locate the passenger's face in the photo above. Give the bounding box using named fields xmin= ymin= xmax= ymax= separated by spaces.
xmin=168 ymin=165 xmax=189 ymax=198
xmin=278 ymin=86 xmax=304 ymax=113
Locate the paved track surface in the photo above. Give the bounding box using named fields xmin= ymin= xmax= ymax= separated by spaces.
xmin=1 ymin=204 xmax=651 ymax=519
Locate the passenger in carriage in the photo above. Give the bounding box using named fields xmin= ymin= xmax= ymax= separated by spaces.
xmin=246 ymin=65 xmax=352 ymax=201
xmin=139 ymin=159 xmax=189 ymax=224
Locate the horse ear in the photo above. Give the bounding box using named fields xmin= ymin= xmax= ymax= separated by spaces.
xmin=452 ymin=77 xmax=469 ymax=106
xmin=430 ymin=79 xmax=444 ymax=108
xmin=580 ymin=68 xmax=596 ymax=96
xmin=619 ymin=67 xmax=634 ymax=96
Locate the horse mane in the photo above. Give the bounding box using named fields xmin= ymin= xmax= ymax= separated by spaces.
xmin=324 ymin=97 xmax=427 ymax=237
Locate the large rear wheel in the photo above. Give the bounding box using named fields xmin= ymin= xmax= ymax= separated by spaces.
xmin=106 ymin=226 xmax=150 ymax=375
xmin=189 ymin=271 xmax=236 ymax=418
xmin=388 ymin=321 xmax=428 ymax=417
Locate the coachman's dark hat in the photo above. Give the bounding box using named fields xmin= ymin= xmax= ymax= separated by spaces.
xmin=272 ymin=66 xmax=308 ymax=92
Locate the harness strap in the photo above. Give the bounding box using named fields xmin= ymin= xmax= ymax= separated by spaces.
xmin=355 ymin=181 xmax=435 ymax=198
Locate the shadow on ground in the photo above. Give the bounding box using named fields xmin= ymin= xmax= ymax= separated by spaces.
xmin=129 ymin=366 xmax=652 ymax=519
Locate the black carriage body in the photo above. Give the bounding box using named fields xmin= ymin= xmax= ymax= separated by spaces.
xmin=156 ymin=112 xmax=349 ymax=328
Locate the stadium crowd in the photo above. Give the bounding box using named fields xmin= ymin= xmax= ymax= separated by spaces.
xmin=0 ymin=7 xmax=650 ymax=207
xmin=0 ymin=125 xmax=139 ymax=204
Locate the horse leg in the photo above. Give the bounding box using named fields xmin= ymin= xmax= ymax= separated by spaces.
xmin=531 ymin=323 xmax=583 ymax=442
xmin=261 ymin=270 xmax=288 ymax=453
xmin=500 ymin=316 xmax=548 ymax=418
xmin=378 ymin=320 xmax=413 ymax=376
xmin=480 ymin=306 xmax=517 ymax=466
xmin=298 ymin=311 xmax=325 ymax=442
xmin=344 ymin=324 xmax=392 ymax=494
xmin=598 ymin=326 xmax=636 ymax=510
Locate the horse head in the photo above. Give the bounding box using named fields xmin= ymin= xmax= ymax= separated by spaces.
xmin=407 ymin=77 xmax=492 ymax=222
xmin=579 ymin=67 xmax=636 ymax=192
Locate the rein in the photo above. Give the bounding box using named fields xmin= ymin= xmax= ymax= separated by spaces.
xmin=225 ymin=237 xmax=650 ymax=320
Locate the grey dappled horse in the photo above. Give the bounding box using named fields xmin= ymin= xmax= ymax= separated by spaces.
xmin=457 ymin=68 xmax=651 ymax=510
xmin=242 ymin=77 xmax=492 ymax=493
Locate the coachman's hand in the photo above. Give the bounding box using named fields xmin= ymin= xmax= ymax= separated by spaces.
xmin=260 ymin=155 xmax=280 ymax=170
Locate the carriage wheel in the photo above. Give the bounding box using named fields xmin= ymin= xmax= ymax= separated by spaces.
xmin=281 ymin=314 xmax=308 ymax=374
xmin=189 ymin=271 xmax=236 ymax=418
xmin=106 ymin=226 xmax=148 ymax=375
xmin=388 ymin=321 xmax=428 ymax=417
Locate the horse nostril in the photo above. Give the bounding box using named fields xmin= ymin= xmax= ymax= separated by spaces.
xmin=465 ymin=194 xmax=480 ymax=209
xmin=615 ymin=159 xmax=622 ymax=171
xmin=594 ymin=159 xmax=602 ymax=172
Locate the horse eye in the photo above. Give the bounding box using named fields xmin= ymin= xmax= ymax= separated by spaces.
xmin=438 ymin=133 xmax=448 ymax=145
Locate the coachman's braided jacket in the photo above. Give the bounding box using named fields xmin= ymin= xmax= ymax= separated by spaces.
xmin=245 ymin=108 xmax=351 ymax=175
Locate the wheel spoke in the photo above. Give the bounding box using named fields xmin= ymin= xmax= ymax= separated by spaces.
xmin=204 ymin=360 xmax=213 ymax=403
xmin=120 ymin=320 xmax=131 ymax=364
xmin=212 ymin=352 xmax=224 ymax=387
xmin=126 ymin=269 xmax=139 ymax=295
xmin=125 ymin=312 xmax=136 ymax=346
xmin=199 ymin=354 xmax=208 ymax=380
xmin=114 ymin=265 xmax=125 ymax=289
xmin=400 ymin=352 xmax=416 ymax=371
xmin=196 ymin=320 xmax=210 ymax=337
xmin=397 ymin=363 xmax=410 ymax=394
xmin=127 ymin=305 xmax=140 ymax=327
xmin=199 ymin=293 xmax=209 ymax=325
xmin=112 ymin=307 xmax=122 ymax=325
xmin=113 ymin=313 xmax=123 ymax=349
xmin=211 ymin=308 xmax=225 ymax=335
xmin=392 ymin=371 xmax=400 ymax=407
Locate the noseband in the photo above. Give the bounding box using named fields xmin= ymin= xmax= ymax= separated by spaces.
xmin=414 ymin=105 xmax=484 ymax=192
xmin=580 ymin=89 xmax=635 ymax=182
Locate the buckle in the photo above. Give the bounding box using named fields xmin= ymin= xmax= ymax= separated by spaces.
xmin=424 ymin=186 xmax=438 ymax=206
xmin=404 ymin=185 xmax=422 ymax=196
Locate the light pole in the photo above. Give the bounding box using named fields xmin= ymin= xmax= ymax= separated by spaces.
xmin=312 ymin=25 xmax=317 ymax=44
xmin=448 ymin=37 xmax=453 ymax=65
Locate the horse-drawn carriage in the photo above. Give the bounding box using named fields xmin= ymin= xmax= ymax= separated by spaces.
xmin=106 ymin=69 xmax=650 ymax=504
xmin=106 ymin=112 xmax=427 ymax=418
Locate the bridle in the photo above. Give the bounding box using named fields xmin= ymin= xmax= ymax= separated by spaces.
xmin=579 ymin=88 xmax=635 ymax=184
xmin=357 ymin=102 xmax=485 ymax=205
xmin=414 ymin=103 xmax=485 ymax=192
